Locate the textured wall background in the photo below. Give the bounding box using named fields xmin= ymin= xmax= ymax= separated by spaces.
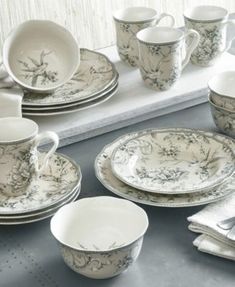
xmin=0 ymin=0 xmax=235 ymax=50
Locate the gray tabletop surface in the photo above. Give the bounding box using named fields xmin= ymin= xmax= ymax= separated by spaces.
xmin=1 ymin=102 xmax=235 ymax=287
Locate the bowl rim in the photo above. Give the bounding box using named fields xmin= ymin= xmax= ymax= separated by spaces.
xmin=2 ymin=19 xmax=80 ymax=93
xmin=209 ymin=94 xmax=235 ymax=114
xmin=50 ymin=196 xmax=149 ymax=253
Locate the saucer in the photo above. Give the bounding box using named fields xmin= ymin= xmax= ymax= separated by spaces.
xmin=0 ymin=152 xmax=82 ymax=215
xmin=22 ymin=49 xmax=118 ymax=106
xmin=95 ymin=129 xmax=234 ymax=207
xmin=111 ymin=129 xmax=234 ymax=194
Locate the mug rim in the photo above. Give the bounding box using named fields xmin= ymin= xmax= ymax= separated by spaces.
xmin=184 ymin=5 xmax=228 ymax=23
xmin=2 ymin=20 xmax=80 ymax=93
xmin=113 ymin=6 xmax=158 ymax=24
xmin=137 ymin=26 xmax=184 ymax=46
xmin=0 ymin=117 xmax=38 ymax=144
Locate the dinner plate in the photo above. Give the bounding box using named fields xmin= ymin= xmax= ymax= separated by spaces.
xmin=22 ymin=85 xmax=118 ymax=116
xmin=22 ymin=48 xmax=118 ymax=106
xmin=22 ymin=81 xmax=118 ymax=110
xmin=94 ymin=129 xmax=234 ymax=207
xmin=0 ymin=187 xmax=80 ymax=225
xmin=111 ymin=129 xmax=234 ymax=194
xmin=0 ymin=152 xmax=82 ymax=215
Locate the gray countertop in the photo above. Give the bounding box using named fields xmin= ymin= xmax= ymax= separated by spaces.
xmin=1 ymin=102 xmax=234 ymax=287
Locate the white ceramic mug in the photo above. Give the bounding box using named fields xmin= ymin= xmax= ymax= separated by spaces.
xmin=136 ymin=26 xmax=200 ymax=91
xmin=0 ymin=117 xmax=59 ymax=196
xmin=184 ymin=5 xmax=235 ymax=66
xmin=113 ymin=7 xmax=175 ymax=67
xmin=1 ymin=20 xmax=80 ymax=93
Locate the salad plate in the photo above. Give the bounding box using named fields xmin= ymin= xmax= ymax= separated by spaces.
xmin=22 ymin=81 xmax=118 ymax=110
xmin=0 ymin=187 xmax=80 ymax=225
xmin=94 ymin=129 xmax=235 ymax=207
xmin=22 ymin=49 xmax=118 ymax=106
xmin=111 ymin=129 xmax=234 ymax=194
xmin=0 ymin=152 xmax=82 ymax=215
xmin=22 ymin=85 xmax=118 ymax=116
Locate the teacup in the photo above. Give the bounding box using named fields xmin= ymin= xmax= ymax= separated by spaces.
xmin=0 ymin=117 xmax=59 ymax=196
xmin=184 ymin=6 xmax=235 ymax=67
xmin=136 ymin=26 xmax=200 ymax=91
xmin=2 ymin=20 xmax=80 ymax=93
xmin=113 ymin=7 xmax=175 ymax=67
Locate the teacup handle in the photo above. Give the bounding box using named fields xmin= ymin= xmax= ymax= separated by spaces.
xmin=182 ymin=29 xmax=200 ymax=70
xmin=155 ymin=13 xmax=175 ymax=28
xmin=222 ymin=20 xmax=235 ymax=52
xmin=33 ymin=131 xmax=59 ymax=174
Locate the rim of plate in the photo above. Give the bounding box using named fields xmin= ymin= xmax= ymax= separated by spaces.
xmin=22 ymin=81 xmax=118 ymax=111
xmin=0 ymin=152 xmax=82 ymax=215
xmin=22 ymin=48 xmax=119 ymax=107
xmin=110 ymin=128 xmax=235 ymax=194
xmin=22 ymin=86 xmax=118 ymax=116
xmin=0 ymin=188 xmax=80 ymax=225
xmin=94 ymin=127 xmax=235 ymax=207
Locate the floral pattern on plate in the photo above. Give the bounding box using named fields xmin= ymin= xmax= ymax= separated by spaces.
xmin=60 ymin=237 xmax=142 ymax=279
xmin=111 ymin=129 xmax=234 ymax=194
xmin=94 ymin=128 xmax=234 ymax=207
xmin=22 ymin=49 xmax=118 ymax=106
xmin=0 ymin=152 xmax=82 ymax=214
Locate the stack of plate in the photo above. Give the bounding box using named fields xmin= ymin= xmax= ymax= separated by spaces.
xmin=22 ymin=49 xmax=119 ymax=116
xmin=95 ymin=128 xmax=235 ymax=208
xmin=0 ymin=152 xmax=82 ymax=224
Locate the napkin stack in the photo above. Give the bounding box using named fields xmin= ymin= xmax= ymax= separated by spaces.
xmin=0 ymin=63 xmax=23 ymax=117
xmin=188 ymin=193 xmax=235 ymax=261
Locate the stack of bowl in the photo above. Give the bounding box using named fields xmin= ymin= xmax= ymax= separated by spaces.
xmin=208 ymin=71 xmax=235 ymax=138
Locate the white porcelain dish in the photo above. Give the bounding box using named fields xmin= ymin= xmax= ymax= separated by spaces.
xmin=51 ymin=196 xmax=148 ymax=279
xmin=22 ymin=49 xmax=118 ymax=106
xmin=94 ymin=129 xmax=234 ymax=207
xmin=0 ymin=152 xmax=82 ymax=215
xmin=3 ymin=20 xmax=79 ymax=93
xmin=0 ymin=187 xmax=80 ymax=225
xmin=209 ymin=95 xmax=235 ymax=138
xmin=22 ymin=85 xmax=118 ymax=116
xmin=111 ymin=129 xmax=234 ymax=194
xmin=22 ymin=81 xmax=118 ymax=111
xmin=209 ymin=71 xmax=235 ymax=111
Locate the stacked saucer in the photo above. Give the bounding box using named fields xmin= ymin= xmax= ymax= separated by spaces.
xmin=0 ymin=152 xmax=82 ymax=224
xmin=95 ymin=128 xmax=235 ymax=207
xmin=22 ymin=49 xmax=119 ymax=116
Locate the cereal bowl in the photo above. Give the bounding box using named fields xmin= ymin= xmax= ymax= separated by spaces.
xmin=50 ymin=196 xmax=149 ymax=279
xmin=2 ymin=20 xmax=80 ymax=93
xmin=208 ymin=71 xmax=235 ymax=111
xmin=209 ymin=95 xmax=235 ymax=138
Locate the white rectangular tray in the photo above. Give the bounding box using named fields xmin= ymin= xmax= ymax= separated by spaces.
xmin=31 ymin=45 xmax=235 ymax=147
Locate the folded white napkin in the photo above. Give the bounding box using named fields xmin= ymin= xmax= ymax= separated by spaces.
xmin=0 ymin=62 xmax=23 ymax=117
xmin=0 ymin=88 xmax=23 ymax=117
xmin=188 ymin=192 xmax=235 ymax=260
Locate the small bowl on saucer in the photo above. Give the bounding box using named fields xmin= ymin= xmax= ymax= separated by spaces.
xmin=208 ymin=71 xmax=235 ymax=111
xmin=2 ymin=20 xmax=80 ymax=93
xmin=50 ymin=196 xmax=148 ymax=279
xmin=209 ymin=94 xmax=235 ymax=138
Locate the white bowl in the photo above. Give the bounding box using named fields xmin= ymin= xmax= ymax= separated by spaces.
xmin=3 ymin=20 xmax=79 ymax=93
xmin=208 ymin=71 xmax=235 ymax=111
xmin=50 ymin=196 xmax=148 ymax=279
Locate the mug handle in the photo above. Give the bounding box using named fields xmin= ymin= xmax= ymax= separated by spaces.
xmin=222 ymin=20 xmax=235 ymax=52
xmin=155 ymin=13 xmax=175 ymax=28
xmin=33 ymin=131 xmax=59 ymax=174
xmin=182 ymin=29 xmax=200 ymax=70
